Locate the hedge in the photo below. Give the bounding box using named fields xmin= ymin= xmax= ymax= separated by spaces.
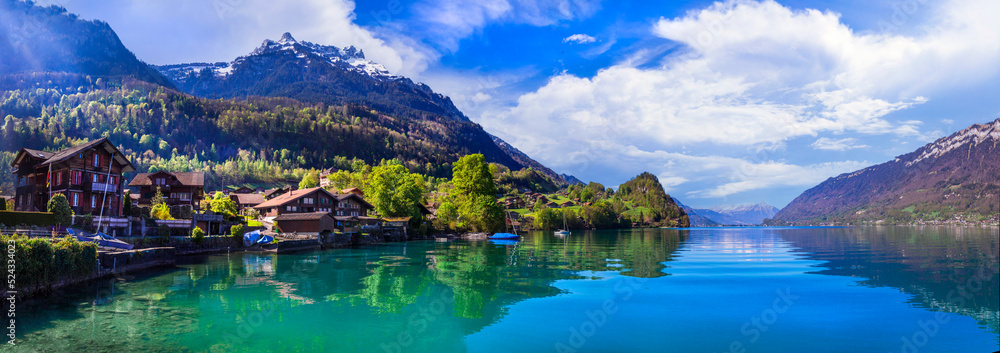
xmin=1 ymin=234 xmax=98 ymax=291
xmin=0 ymin=211 xmax=57 ymax=227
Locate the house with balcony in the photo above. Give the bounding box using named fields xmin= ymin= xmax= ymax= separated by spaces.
xmin=253 ymin=187 xmax=341 ymax=218
xmin=11 ymin=138 xmax=134 ymax=216
xmin=333 ymin=193 xmax=373 ymax=218
xmin=128 ymin=171 xmax=206 ymax=209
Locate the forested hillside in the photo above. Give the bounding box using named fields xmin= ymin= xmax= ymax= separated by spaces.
xmin=617 ymin=172 xmax=689 ymax=227
xmin=0 ymin=0 xmax=173 ymax=87
xmin=0 ymin=74 xmax=525 ymax=192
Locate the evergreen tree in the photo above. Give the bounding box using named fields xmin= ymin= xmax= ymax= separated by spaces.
xmin=47 ymin=193 xmax=73 ymax=226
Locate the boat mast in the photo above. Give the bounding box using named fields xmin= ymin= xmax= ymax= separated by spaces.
xmin=96 ymin=150 xmax=114 ymax=231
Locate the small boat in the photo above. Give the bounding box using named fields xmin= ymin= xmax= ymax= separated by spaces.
xmin=69 ymin=229 xmax=134 ymax=250
xmin=489 ymin=232 xmax=520 ymax=240
xmin=554 ymin=210 xmax=571 ymax=236
xmin=243 ymin=230 xmax=274 ymax=247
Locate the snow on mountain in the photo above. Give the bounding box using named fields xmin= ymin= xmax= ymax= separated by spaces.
xmin=159 ymin=32 xmax=400 ymax=83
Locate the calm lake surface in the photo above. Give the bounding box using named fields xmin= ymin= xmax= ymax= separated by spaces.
xmin=14 ymin=227 xmax=1000 ymax=352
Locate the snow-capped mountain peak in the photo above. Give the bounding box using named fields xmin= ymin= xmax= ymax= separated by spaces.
xmin=159 ymin=32 xmax=397 ymax=81
xmin=906 ymin=118 xmax=1000 ymax=166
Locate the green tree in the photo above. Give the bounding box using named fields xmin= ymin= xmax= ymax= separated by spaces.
xmin=451 ymin=154 xmax=503 ymax=232
xmin=299 ymin=170 xmax=320 ymax=189
xmin=47 ymin=193 xmax=73 ymax=226
xmin=210 ymin=191 xmax=237 ymax=215
xmin=365 ymin=164 xmax=425 ymax=218
xmin=150 ymin=187 xmax=174 ymax=220
xmin=122 ymin=190 xmax=132 ymax=216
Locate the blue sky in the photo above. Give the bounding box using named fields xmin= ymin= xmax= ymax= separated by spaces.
xmin=51 ymin=0 xmax=1000 ymax=208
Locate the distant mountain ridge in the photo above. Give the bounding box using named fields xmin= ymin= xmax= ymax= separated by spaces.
xmin=0 ymin=0 xmax=174 ymax=88
xmin=677 ymin=201 xmax=778 ymax=226
xmin=672 ymin=198 xmax=720 ymax=227
xmin=771 ymin=118 xmax=1000 ymax=224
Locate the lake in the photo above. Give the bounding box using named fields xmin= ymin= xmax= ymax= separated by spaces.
xmin=13 ymin=227 xmax=1000 ymax=352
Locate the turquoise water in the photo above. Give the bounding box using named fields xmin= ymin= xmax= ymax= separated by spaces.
xmin=12 ymin=227 xmax=1000 ymax=352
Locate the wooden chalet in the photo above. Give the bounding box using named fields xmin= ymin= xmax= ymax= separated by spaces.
xmin=319 ymin=167 xmax=339 ymax=187
xmin=341 ymin=187 xmax=364 ymax=197
xmin=334 ymin=193 xmax=373 ymax=217
xmin=11 ymin=138 xmax=134 ymax=216
xmin=263 ymin=186 xmax=293 ymax=200
xmin=128 ymin=171 xmax=206 ymax=209
xmin=230 ymin=186 xmax=255 ymax=194
xmin=253 ymin=187 xmax=340 ymax=218
xmin=230 ymin=193 xmax=266 ymax=214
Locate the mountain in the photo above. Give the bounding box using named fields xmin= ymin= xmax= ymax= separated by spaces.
xmin=0 ymin=0 xmax=174 ymax=88
xmin=672 ymin=198 xmax=720 ymax=227
xmin=155 ymin=32 xmax=561 ymax=180
xmin=154 ymin=32 xmax=467 ymax=122
xmin=771 ymin=119 xmax=1000 ymax=225
xmin=561 ymin=174 xmax=585 ymax=185
xmin=489 ymin=134 xmax=566 ymax=184
xmin=706 ymin=202 xmax=779 ymax=225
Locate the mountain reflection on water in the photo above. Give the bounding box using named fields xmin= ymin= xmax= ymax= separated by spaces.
xmin=13 ymin=227 xmax=998 ymax=352
xmin=777 ymin=226 xmax=999 ymax=334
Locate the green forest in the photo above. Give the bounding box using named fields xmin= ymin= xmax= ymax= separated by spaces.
xmin=0 ymin=74 xmax=524 ymax=192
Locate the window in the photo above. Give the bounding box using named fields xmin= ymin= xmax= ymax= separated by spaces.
xmin=285 ymin=206 xmax=298 ymax=212
xmin=56 ymin=172 xmax=62 ymax=186
xmin=155 ymin=177 xmax=166 ymax=185
xmin=72 ymin=171 xmax=83 ymax=185
xmin=71 ymin=193 xmax=80 ymax=207
xmin=303 ymin=197 xmax=315 ymax=205
xmin=337 ymin=211 xmax=344 ymax=216
xmin=93 ymin=154 xmax=99 ymax=167
xmin=93 ymin=174 xmax=99 ymax=183
xmin=91 ymin=195 xmax=97 ymax=208
xmin=338 ymin=202 xmax=346 ymax=208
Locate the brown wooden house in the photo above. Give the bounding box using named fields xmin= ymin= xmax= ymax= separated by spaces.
xmin=334 ymin=193 xmax=373 ymax=217
xmin=128 ymin=171 xmax=206 ymax=209
xmin=274 ymin=212 xmax=337 ymax=235
xmin=230 ymin=193 xmax=266 ymax=214
xmin=253 ymin=187 xmax=340 ymax=218
xmin=11 ymin=138 xmax=135 ymax=216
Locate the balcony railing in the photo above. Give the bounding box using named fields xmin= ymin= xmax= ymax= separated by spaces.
xmin=88 ymin=182 xmax=117 ymax=193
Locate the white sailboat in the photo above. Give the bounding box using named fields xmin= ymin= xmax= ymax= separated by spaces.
xmin=555 ymin=210 xmax=570 ymax=236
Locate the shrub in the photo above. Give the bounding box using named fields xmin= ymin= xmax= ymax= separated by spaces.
xmin=230 ymin=224 xmax=244 ymax=238
xmin=0 ymin=211 xmax=57 ymax=227
xmin=192 ymin=227 xmax=205 ymax=244
xmin=0 ymin=234 xmax=98 ymax=291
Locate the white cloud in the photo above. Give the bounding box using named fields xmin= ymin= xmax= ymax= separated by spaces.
xmin=692 ymin=160 xmax=871 ymax=198
xmin=477 ymin=0 xmax=1000 ymax=199
xmin=810 ymin=137 xmax=869 ymax=151
xmin=413 ymin=0 xmax=602 ymax=51
xmin=563 ymin=34 xmax=597 ymax=44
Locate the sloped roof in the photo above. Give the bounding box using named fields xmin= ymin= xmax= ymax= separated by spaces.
xmin=12 ymin=138 xmax=134 ymax=173
xmin=231 ymin=193 xmax=266 ymax=205
xmin=274 ymin=212 xmax=333 ymax=221
xmin=335 ymin=193 xmax=374 ymax=209
xmin=129 ymin=171 xmax=206 ymax=187
xmin=255 ymin=187 xmax=336 ymax=209
xmin=23 ymin=149 xmax=54 ymax=160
